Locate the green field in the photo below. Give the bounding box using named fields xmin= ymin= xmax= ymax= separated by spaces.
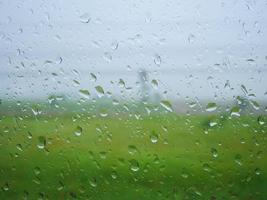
xmin=0 ymin=113 xmax=266 ymax=199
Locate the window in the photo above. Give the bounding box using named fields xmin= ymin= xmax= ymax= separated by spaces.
xmin=0 ymin=0 xmax=266 ymax=199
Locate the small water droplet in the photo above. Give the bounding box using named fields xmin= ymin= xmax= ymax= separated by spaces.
xmin=111 ymin=41 xmax=119 ymax=50
xmin=90 ymin=73 xmax=97 ymax=82
xmin=103 ymin=52 xmax=112 ymax=62
xmin=154 ymin=54 xmax=161 ymax=66
xmin=37 ymin=136 xmax=46 ymax=149
xmin=255 ymin=168 xmax=261 ymax=175
xmin=74 ymin=126 xmax=82 ymax=136
xmin=189 ymin=102 xmax=197 ymax=108
xmin=203 ymin=163 xmax=211 ymax=172
xmin=257 ymin=115 xmax=265 ymax=125
xmin=211 ymin=148 xmax=218 ymax=158
xmin=2 ymin=182 xmax=9 ymax=191
xmin=128 ymin=145 xmax=138 ymax=155
xmin=79 ymin=13 xmax=91 ymax=23
xmin=160 ymin=100 xmax=173 ymax=112
xmin=151 ymin=79 xmax=158 ymax=89
xmin=241 ymin=84 xmax=248 ymax=94
xmin=34 ymin=167 xmax=41 ymax=175
xmin=150 ymin=132 xmax=158 ymax=144
xmin=235 ymin=154 xmax=242 ymax=166
xmin=89 ymin=178 xmax=97 ymax=187
xmin=129 ymin=159 xmax=140 ymax=172
xmin=118 ymin=79 xmax=125 ymax=88
xmin=111 ymin=171 xmax=118 ymax=179
xmin=16 ymin=144 xmax=23 ymax=151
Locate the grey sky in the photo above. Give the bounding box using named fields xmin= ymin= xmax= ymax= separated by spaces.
xmin=0 ymin=0 xmax=267 ymax=101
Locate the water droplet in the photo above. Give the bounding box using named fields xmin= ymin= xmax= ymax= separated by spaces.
xmin=118 ymin=79 xmax=125 ymax=88
xmin=103 ymin=52 xmax=112 ymax=62
xmin=90 ymin=73 xmax=97 ymax=82
xmin=111 ymin=171 xmax=118 ymax=179
xmin=209 ymin=120 xmax=217 ymax=127
xmin=255 ymin=168 xmax=261 ymax=175
xmin=150 ymin=132 xmax=158 ymax=144
xmin=235 ymin=154 xmax=242 ymax=166
xmin=37 ymin=136 xmax=46 ymax=149
xmin=79 ymin=13 xmax=91 ymax=23
xmin=206 ymin=102 xmax=217 ymax=112
xmin=211 ymin=148 xmax=218 ymax=158
xmin=31 ymin=107 xmax=42 ymax=116
xmin=95 ymin=86 xmax=105 ymax=97
xmin=189 ymin=102 xmax=197 ymax=108
xmin=154 ymin=54 xmax=161 ymax=66
xmin=16 ymin=144 xmax=23 ymax=151
xmin=129 ymin=159 xmax=140 ymax=172
xmin=230 ymin=106 xmax=240 ymax=117
xmin=249 ymin=100 xmax=260 ymax=110
xmin=34 ymin=167 xmax=41 ymax=175
xmin=57 ymin=181 xmax=64 ymax=191
xmin=151 ymin=79 xmax=158 ymax=89
xmin=241 ymin=84 xmax=248 ymax=94
xmin=79 ymin=89 xmax=90 ymax=99
xmin=203 ymin=163 xmax=211 ymax=172
xmin=257 ymin=115 xmax=265 ymax=125
xmin=246 ymin=58 xmax=255 ymax=62
xmin=111 ymin=41 xmax=119 ymax=50
xmin=181 ymin=171 xmax=189 ymax=179
xmin=74 ymin=126 xmax=82 ymax=136
xmin=128 ymin=145 xmax=138 ymax=155
xmin=2 ymin=182 xmax=9 ymax=191
xmin=89 ymin=178 xmax=97 ymax=187
xmin=188 ymin=34 xmax=195 ymax=43
xmin=73 ymin=79 xmax=80 ymax=86
xmin=160 ymin=100 xmax=173 ymax=112
xmin=27 ymin=131 xmax=32 ymax=139
xmin=99 ymin=151 xmax=107 ymax=159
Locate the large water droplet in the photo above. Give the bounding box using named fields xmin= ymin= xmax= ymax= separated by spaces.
xmin=230 ymin=106 xmax=241 ymax=117
xmin=209 ymin=120 xmax=217 ymax=127
xmin=79 ymin=89 xmax=90 ymax=99
xmin=206 ymin=102 xmax=217 ymax=112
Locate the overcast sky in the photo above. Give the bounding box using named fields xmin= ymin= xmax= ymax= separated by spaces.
xmin=0 ymin=0 xmax=267 ymax=102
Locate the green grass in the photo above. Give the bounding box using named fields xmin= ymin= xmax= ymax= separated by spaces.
xmin=0 ymin=113 xmax=266 ymax=199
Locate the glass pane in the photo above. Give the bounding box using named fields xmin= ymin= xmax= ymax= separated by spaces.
xmin=0 ymin=0 xmax=266 ymax=199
